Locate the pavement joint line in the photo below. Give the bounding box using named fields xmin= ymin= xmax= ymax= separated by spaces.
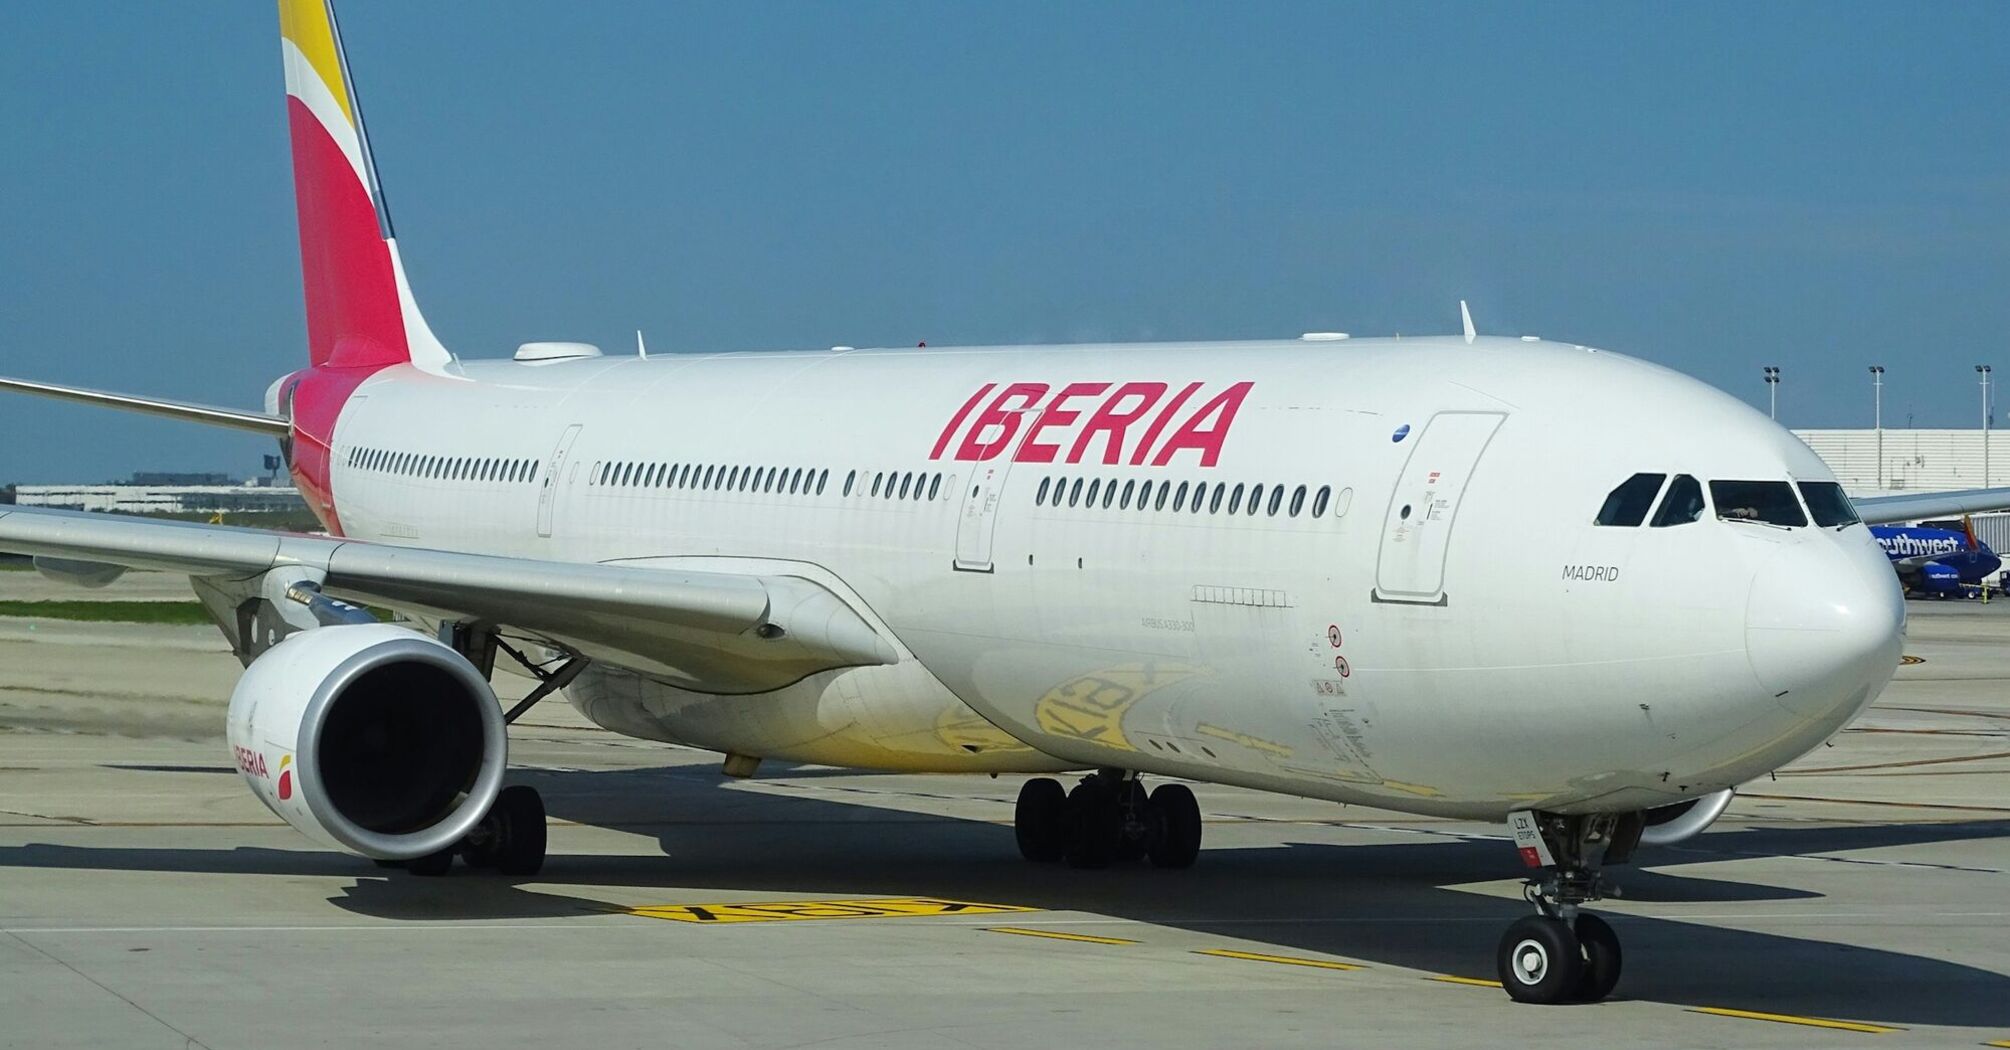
xmin=983 ymin=926 xmax=1138 ymax=945
xmin=1428 ymin=975 xmax=1502 ymax=988
xmin=1193 ymin=948 xmax=1364 ymax=971
xmin=1688 ymin=1007 xmax=1902 ymax=1034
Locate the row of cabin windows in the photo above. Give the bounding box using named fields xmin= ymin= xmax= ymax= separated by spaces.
xmin=1594 ymin=474 xmax=1860 ymax=529
xmin=347 ymin=447 xmax=540 ymax=484
xmin=1036 ymin=475 xmax=1335 ymax=520
xmin=839 ymin=470 xmax=948 ymax=502
xmin=592 ymin=460 xmax=832 ymax=498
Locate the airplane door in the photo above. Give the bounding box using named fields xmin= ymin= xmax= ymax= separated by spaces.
xmin=1373 ymin=411 xmax=1505 ymax=604
xmin=537 ymin=424 xmax=583 ymax=538
xmin=953 ymin=411 xmax=1042 ymax=572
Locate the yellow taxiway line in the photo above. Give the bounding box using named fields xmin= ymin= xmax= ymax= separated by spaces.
xmin=983 ymin=926 xmax=1138 ymax=945
xmin=1689 ymin=1007 xmax=1901 ymax=1034
xmin=1192 ymin=948 xmax=1364 ymax=971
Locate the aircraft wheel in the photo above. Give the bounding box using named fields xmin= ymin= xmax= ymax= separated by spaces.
xmin=1573 ymin=913 xmax=1623 ymax=1002
xmin=1064 ymin=779 xmax=1119 ymax=869
xmin=1014 ymin=778 xmax=1068 ymax=862
xmin=1146 ymin=784 xmax=1202 ymax=869
xmin=1497 ymin=915 xmax=1582 ymax=1004
xmin=492 ymin=785 xmax=547 ymax=877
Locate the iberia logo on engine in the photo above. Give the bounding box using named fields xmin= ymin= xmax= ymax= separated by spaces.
xmin=930 ymin=381 xmax=1253 ymax=467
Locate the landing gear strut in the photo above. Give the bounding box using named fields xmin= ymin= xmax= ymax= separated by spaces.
xmin=1014 ymin=771 xmax=1202 ymax=869
xmin=1496 ymin=810 xmax=1638 ymax=1004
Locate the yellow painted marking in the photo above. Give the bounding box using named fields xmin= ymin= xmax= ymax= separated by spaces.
xmin=1689 ymin=1007 xmax=1901 ymax=1034
xmin=1429 ymin=975 xmax=1503 ymax=988
xmin=1983 ymin=1040 xmax=2010 ymax=1048
xmin=984 ymin=926 xmax=1138 ymax=945
xmin=1194 ymin=948 xmax=1363 ymax=971
xmin=1901 ymin=655 xmax=1925 ymax=665
xmin=277 ymin=0 xmax=354 ymax=124
xmin=624 ymin=897 xmax=1034 ymax=924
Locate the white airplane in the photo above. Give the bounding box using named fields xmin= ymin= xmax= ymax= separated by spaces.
xmin=2 ymin=0 xmax=2001 ymax=1005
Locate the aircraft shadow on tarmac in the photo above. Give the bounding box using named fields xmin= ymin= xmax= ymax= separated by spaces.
xmin=6 ymin=763 xmax=2009 ymax=1029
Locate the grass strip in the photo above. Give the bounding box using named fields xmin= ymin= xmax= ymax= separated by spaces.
xmin=0 ymin=600 xmax=213 ymax=626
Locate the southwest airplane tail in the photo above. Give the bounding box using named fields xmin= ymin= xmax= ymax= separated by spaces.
xmin=2 ymin=0 xmax=2009 ymax=1006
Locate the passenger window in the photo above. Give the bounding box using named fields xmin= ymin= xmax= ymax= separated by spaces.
xmin=1069 ymin=478 xmax=1084 ymax=507
xmin=1267 ymin=485 xmax=1284 ymax=516
xmin=1120 ymin=479 xmax=1135 ymax=509
xmin=1595 ymin=472 xmax=1667 ymax=527
xmin=1312 ymin=485 xmax=1331 ymax=518
xmin=843 ymin=470 xmax=855 ymax=497
xmin=1247 ymin=484 xmax=1264 ymax=515
xmin=1037 ymin=478 xmax=1052 ymax=505
xmin=870 ymin=472 xmax=882 ymax=497
xmin=1798 ymin=481 xmax=1860 ymax=528
xmin=1102 ymin=479 xmax=1117 ymax=509
xmin=898 ymin=473 xmax=912 ymax=499
xmin=1138 ymin=480 xmax=1154 ymax=510
xmin=1154 ymin=483 xmax=1171 ymax=511
xmin=1086 ymin=479 xmax=1101 ymax=506
xmin=1650 ymin=474 xmax=1705 ymax=527
xmin=1209 ymin=484 xmax=1225 ymax=514
xmin=929 ymin=474 xmax=941 ymax=501
xmin=1228 ymin=483 xmax=1244 ymax=514
xmin=1710 ymin=480 xmax=1807 ymax=527
xmin=1289 ymin=485 xmax=1306 ymax=517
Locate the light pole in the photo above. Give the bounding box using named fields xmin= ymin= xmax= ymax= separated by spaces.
xmin=1870 ymin=365 xmax=1884 ymax=489
xmin=1763 ymin=366 xmax=1780 ymax=421
xmin=1979 ymin=364 xmax=1994 ymax=486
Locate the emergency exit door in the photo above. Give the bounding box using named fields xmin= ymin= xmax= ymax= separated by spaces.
xmin=1374 ymin=411 xmax=1506 ymax=604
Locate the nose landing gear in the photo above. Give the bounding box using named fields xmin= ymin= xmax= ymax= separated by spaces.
xmin=1014 ymin=771 xmax=1202 ymax=869
xmin=1497 ymin=810 xmax=1639 ymax=1004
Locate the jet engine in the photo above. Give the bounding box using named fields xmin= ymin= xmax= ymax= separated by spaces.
xmin=1637 ymin=787 xmax=1735 ymax=846
xmin=225 ymin=623 xmax=507 ymax=861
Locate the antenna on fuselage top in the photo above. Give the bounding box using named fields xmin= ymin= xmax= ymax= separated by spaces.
xmin=636 ymin=330 xmax=648 ymax=360
xmin=1460 ymin=300 xmax=1476 ymax=344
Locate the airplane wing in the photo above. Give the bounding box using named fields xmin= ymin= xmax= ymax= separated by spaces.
xmin=0 ymin=505 xmax=895 ymax=695
xmin=1853 ymin=487 xmax=2010 ymax=526
xmin=0 ymin=375 xmax=290 ymax=436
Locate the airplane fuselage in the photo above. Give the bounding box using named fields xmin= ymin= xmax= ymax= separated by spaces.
xmin=303 ymin=335 xmax=1905 ymax=819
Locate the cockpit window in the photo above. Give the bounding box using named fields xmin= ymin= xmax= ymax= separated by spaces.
xmin=1797 ymin=481 xmax=1861 ymax=528
xmin=1650 ymin=474 xmax=1705 ymax=527
xmin=1594 ymin=472 xmax=1667 ymax=526
xmin=1710 ymin=480 xmax=1808 ymax=527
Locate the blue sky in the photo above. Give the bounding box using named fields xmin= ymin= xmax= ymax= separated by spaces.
xmin=2 ymin=2 xmax=2006 ymax=482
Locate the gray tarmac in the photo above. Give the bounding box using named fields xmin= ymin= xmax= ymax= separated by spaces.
xmin=1 ymin=585 xmax=2006 ymax=1049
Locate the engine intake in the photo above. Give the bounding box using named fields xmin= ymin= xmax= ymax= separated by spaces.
xmin=227 ymin=623 xmax=507 ymax=860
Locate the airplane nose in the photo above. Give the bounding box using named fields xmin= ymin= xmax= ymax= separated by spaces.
xmin=1745 ymin=539 xmax=1904 ymax=721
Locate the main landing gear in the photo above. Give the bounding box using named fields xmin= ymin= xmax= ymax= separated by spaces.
xmin=1496 ymin=810 xmax=1639 ymax=1004
xmin=396 ymin=785 xmax=548 ymax=877
xmin=1015 ymin=770 xmax=1202 ymax=870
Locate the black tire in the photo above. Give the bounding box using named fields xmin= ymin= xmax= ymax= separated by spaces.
xmin=1497 ymin=915 xmax=1582 ymax=1005
xmin=494 ymin=785 xmax=547 ymax=877
xmin=1146 ymin=783 xmax=1202 ymax=869
xmin=406 ymin=848 xmax=454 ymax=877
xmin=1015 ymin=778 xmax=1068 ymax=862
xmin=372 ymin=858 xmax=404 ymax=869
xmin=1064 ymin=780 xmax=1118 ymax=869
xmin=1573 ymin=913 xmax=1622 ymax=1002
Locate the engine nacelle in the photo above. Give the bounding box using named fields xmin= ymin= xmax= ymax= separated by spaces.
xmin=226 ymin=623 xmax=507 ymax=860
xmin=1638 ymin=787 xmax=1735 ymax=847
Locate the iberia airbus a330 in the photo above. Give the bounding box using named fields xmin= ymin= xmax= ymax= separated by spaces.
xmin=4 ymin=1 xmax=2003 ymax=1004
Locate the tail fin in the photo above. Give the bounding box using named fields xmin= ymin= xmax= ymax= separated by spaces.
xmin=279 ymin=0 xmax=450 ymax=373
